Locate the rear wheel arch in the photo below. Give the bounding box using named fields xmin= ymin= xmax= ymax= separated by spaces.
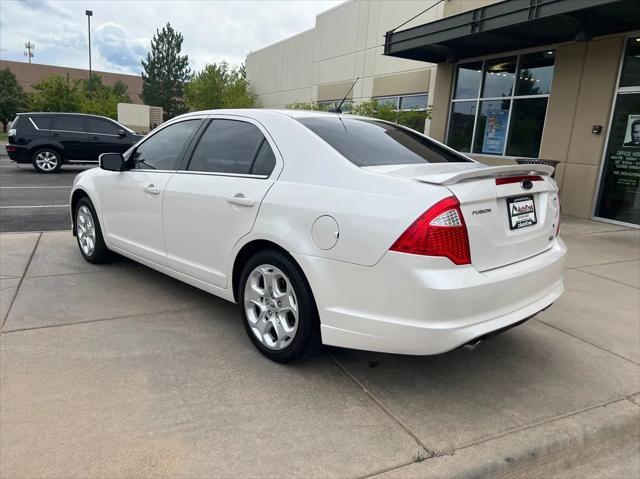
xmin=232 ymin=240 xmax=309 ymax=303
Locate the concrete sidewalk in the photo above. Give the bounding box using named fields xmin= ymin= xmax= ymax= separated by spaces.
xmin=0 ymin=216 xmax=638 ymax=478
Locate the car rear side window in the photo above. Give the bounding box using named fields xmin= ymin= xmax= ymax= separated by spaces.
xmin=30 ymin=116 xmax=52 ymax=130
xmin=53 ymin=116 xmax=84 ymax=132
xmin=188 ymin=119 xmax=275 ymax=176
xmin=297 ymin=117 xmax=471 ymax=166
xmin=132 ymin=119 xmax=200 ymax=170
xmin=86 ymin=117 xmax=120 ymax=135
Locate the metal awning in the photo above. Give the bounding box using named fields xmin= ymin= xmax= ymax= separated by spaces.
xmin=384 ymin=0 xmax=640 ymax=63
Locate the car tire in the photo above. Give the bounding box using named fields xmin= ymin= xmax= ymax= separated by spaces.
xmin=239 ymin=249 xmax=321 ymax=363
xmin=74 ymin=197 xmax=112 ymax=264
xmin=32 ymin=148 xmax=62 ymax=173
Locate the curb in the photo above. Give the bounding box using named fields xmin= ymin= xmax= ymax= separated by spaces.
xmin=372 ymin=397 xmax=639 ymax=478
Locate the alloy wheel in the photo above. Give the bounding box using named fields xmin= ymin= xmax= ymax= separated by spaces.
xmin=35 ymin=151 xmax=59 ymax=171
xmin=244 ymin=264 xmax=299 ymax=350
xmin=76 ymin=205 xmax=96 ymax=257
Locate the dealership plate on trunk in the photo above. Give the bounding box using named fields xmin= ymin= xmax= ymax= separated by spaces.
xmin=507 ymin=195 xmax=537 ymax=230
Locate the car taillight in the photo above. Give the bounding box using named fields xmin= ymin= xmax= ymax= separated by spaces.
xmin=5 ymin=146 xmax=16 ymax=152
xmin=390 ymin=196 xmax=471 ymax=265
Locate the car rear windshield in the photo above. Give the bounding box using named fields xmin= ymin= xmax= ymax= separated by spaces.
xmin=297 ymin=117 xmax=471 ymax=167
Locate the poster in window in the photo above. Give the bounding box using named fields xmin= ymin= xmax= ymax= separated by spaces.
xmin=623 ymin=114 xmax=640 ymax=148
xmin=482 ymin=109 xmax=508 ymax=154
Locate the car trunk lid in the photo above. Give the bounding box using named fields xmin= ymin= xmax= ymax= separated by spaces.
xmin=364 ymin=163 xmax=561 ymax=271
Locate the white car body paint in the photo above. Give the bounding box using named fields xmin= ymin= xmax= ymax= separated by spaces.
xmin=71 ymin=109 xmax=566 ymax=355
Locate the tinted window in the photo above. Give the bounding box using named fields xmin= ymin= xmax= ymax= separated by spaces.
xmin=505 ymin=98 xmax=548 ymax=157
xmin=132 ymin=120 xmax=199 ymax=170
xmin=447 ymin=101 xmax=476 ymax=153
xmin=482 ymin=57 xmax=517 ymax=98
xmin=515 ymin=51 xmax=555 ymax=96
xmin=86 ymin=117 xmax=121 ymax=135
xmin=400 ymin=95 xmax=427 ymax=110
xmin=299 ymin=117 xmax=470 ymax=166
xmin=251 ymin=140 xmax=276 ymax=175
xmin=620 ymin=37 xmax=640 ymax=88
xmin=454 ymin=62 xmax=482 ymax=99
xmin=473 ymin=99 xmax=511 ymax=155
xmin=53 ymin=116 xmax=84 ymax=132
xmin=188 ymin=120 xmax=267 ymax=174
xmin=31 ymin=116 xmax=52 ymax=129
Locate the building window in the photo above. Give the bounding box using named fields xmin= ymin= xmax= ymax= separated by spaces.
xmin=372 ymin=93 xmax=429 ymax=132
xmin=447 ymin=50 xmax=555 ymax=157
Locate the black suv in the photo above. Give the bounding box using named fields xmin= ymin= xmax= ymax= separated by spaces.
xmin=6 ymin=112 xmax=143 ymax=173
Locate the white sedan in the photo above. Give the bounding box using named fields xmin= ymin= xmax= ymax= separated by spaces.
xmin=70 ymin=109 xmax=566 ymax=363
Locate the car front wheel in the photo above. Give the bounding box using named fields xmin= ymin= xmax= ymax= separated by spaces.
xmin=239 ymin=249 xmax=320 ymax=363
xmin=75 ymin=197 xmax=112 ymax=264
xmin=32 ymin=148 xmax=62 ymax=173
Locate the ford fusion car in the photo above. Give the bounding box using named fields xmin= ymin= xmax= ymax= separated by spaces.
xmin=70 ymin=109 xmax=566 ymax=363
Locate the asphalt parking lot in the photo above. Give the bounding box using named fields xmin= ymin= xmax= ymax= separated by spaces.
xmin=0 ymin=151 xmax=91 ymax=233
xmin=0 ymin=217 xmax=638 ymax=478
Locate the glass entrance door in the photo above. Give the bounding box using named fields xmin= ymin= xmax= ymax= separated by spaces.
xmin=595 ymin=37 xmax=640 ymax=226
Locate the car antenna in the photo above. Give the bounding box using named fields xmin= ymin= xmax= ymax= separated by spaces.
xmin=329 ymin=76 xmax=359 ymax=114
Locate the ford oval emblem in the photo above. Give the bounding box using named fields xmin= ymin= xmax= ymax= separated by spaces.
xmin=521 ymin=179 xmax=533 ymax=190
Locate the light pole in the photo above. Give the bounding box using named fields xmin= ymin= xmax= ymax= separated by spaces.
xmin=86 ymin=10 xmax=93 ymax=90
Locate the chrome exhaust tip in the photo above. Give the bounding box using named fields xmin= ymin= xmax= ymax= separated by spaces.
xmin=463 ymin=339 xmax=482 ymax=351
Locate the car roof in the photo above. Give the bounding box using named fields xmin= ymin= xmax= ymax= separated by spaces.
xmin=176 ymin=108 xmax=366 ymax=122
xmin=20 ymin=112 xmax=104 ymax=117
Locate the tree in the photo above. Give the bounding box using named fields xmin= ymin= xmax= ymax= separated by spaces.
xmin=30 ymin=74 xmax=82 ymax=113
xmin=28 ymin=74 xmax=130 ymax=119
xmin=285 ymin=101 xmax=330 ymax=111
xmin=141 ymin=22 xmax=192 ymax=118
xmin=352 ymin=100 xmax=430 ymax=132
xmin=0 ymin=68 xmax=28 ymax=132
xmin=79 ymin=76 xmax=130 ymax=119
xmin=184 ymin=62 xmax=256 ymax=111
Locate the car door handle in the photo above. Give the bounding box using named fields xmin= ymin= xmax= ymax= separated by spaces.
xmin=227 ymin=194 xmax=255 ymax=207
xmin=144 ymin=184 xmax=160 ymax=195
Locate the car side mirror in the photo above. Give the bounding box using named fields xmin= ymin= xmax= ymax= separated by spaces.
xmin=99 ymin=152 xmax=126 ymax=171
xmin=118 ymin=129 xmax=127 ymax=138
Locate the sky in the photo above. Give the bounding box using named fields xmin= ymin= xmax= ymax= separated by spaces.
xmin=0 ymin=0 xmax=343 ymax=76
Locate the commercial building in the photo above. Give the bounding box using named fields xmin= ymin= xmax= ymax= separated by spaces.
xmin=0 ymin=60 xmax=143 ymax=104
xmin=246 ymin=0 xmax=640 ymax=227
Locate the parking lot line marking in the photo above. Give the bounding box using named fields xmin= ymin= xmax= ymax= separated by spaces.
xmin=0 ymin=186 xmax=72 ymax=189
xmin=0 ymin=205 xmax=68 ymax=209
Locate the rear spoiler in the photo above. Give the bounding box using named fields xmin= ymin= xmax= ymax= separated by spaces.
xmin=414 ymin=164 xmax=555 ymax=186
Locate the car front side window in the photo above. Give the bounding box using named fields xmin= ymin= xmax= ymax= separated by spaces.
xmin=87 ymin=118 xmax=121 ymax=135
xmin=131 ymin=119 xmax=200 ymax=170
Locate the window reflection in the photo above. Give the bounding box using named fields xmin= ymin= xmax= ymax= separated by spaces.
xmin=454 ymin=62 xmax=482 ymax=99
xmin=516 ymin=51 xmax=555 ymax=96
xmin=482 ymin=57 xmax=517 ymax=98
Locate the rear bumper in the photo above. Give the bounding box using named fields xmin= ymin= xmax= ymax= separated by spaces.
xmin=5 ymin=145 xmax=30 ymax=163
xmin=293 ymin=238 xmax=566 ymax=355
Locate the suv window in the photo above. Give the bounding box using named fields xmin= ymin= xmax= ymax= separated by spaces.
xmin=132 ymin=119 xmax=200 ymax=170
xmin=297 ymin=117 xmax=472 ymax=166
xmin=31 ymin=116 xmax=52 ymax=130
xmin=188 ymin=119 xmax=274 ymax=175
xmin=53 ymin=116 xmax=85 ymax=133
xmin=86 ymin=117 xmax=121 ymax=135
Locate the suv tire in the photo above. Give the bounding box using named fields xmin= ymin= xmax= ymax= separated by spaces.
xmin=32 ymin=148 xmax=62 ymax=173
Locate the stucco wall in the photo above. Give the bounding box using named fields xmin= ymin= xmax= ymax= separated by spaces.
xmin=245 ymin=0 xmax=443 ymax=108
